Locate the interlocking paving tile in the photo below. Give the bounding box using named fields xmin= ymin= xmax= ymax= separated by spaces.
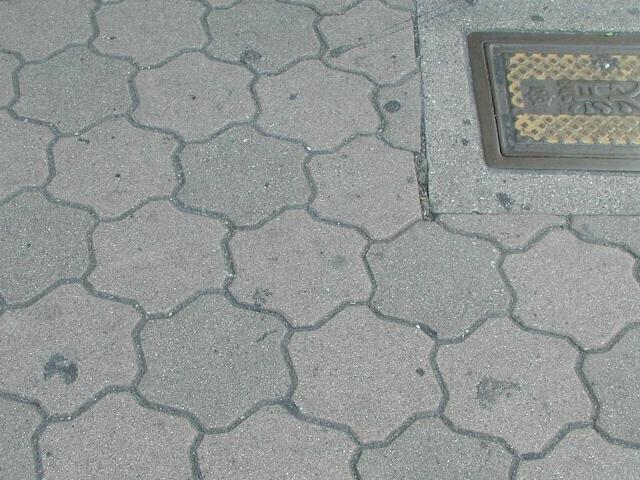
xmin=14 ymin=47 xmax=132 ymax=134
xmin=95 ymin=0 xmax=207 ymax=66
xmin=134 ymin=52 xmax=255 ymax=141
xmin=0 ymin=284 xmax=138 ymax=414
xmin=177 ymin=125 xmax=309 ymax=225
xmin=378 ymin=73 xmax=422 ymax=151
xmin=48 ymin=118 xmax=176 ymax=218
xmin=573 ymin=216 xmax=640 ymax=257
xmin=139 ymin=294 xmax=289 ymax=429
xmin=0 ymin=53 xmax=18 ymax=106
xmin=198 ymin=405 xmax=355 ymax=479
xmin=357 ymin=416 xmax=512 ymax=479
xmin=516 ymin=429 xmax=640 ymax=479
xmin=40 ymin=392 xmax=195 ymax=480
xmin=256 ymin=60 xmax=378 ymax=150
xmin=207 ymin=0 xmax=319 ymax=73
xmin=287 ymin=0 xmax=355 ymax=14
xmin=289 ymin=306 xmax=439 ymax=442
xmin=384 ymin=0 xmax=415 ymax=10
xmin=309 ymin=136 xmax=421 ymax=239
xmin=320 ymin=0 xmax=416 ymax=84
xmin=503 ymin=230 xmax=640 ymax=349
xmin=368 ymin=221 xmax=507 ymax=339
xmin=439 ymin=317 xmax=591 ymax=453
xmin=0 ymin=399 xmax=39 ymax=480
xmin=0 ymin=0 xmax=93 ymax=60
xmin=229 ymin=210 xmax=370 ymax=327
xmin=90 ymin=201 xmax=227 ymax=313
xmin=584 ymin=327 xmax=640 ymax=443
xmin=0 ymin=191 xmax=92 ymax=305
xmin=0 ymin=112 xmax=52 ymax=199
xmin=439 ymin=214 xmax=564 ymax=249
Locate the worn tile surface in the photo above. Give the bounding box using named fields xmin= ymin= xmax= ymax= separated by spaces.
xmin=2 ymin=0 xmax=639 ymax=477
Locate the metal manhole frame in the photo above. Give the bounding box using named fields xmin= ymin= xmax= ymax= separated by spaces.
xmin=469 ymin=31 xmax=640 ymax=172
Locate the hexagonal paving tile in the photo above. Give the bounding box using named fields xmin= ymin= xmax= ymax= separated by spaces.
xmin=177 ymin=126 xmax=309 ymax=225
xmin=198 ymin=405 xmax=355 ymax=479
xmin=309 ymin=136 xmax=421 ymax=239
xmin=0 ymin=284 xmax=139 ymax=414
xmin=367 ymin=221 xmax=507 ymax=339
xmin=49 ymin=118 xmax=176 ymax=218
xmin=584 ymin=327 xmax=640 ymax=443
xmin=207 ymin=0 xmax=319 ymax=73
xmin=438 ymin=317 xmax=591 ymax=454
xmin=139 ymin=294 xmax=289 ymax=429
xmin=256 ymin=60 xmax=378 ymax=150
xmin=289 ymin=306 xmax=440 ymax=442
xmin=378 ymin=73 xmax=422 ymax=151
xmin=385 ymin=0 xmax=415 ymax=9
xmin=95 ymin=0 xmax=207 ymax=66
xmin=14 ymin=47 xmax=132 ymax=134
xmin=0 ymin=112 xmax=52 ymax=199
xmin=516 ymin=429 xmax=640 ymax=479
xmin=0 ymin=191 xmax=92 ymax=305
xmin=573 ymin=215 xmax=640 ymax=257
xmin=0 ymin=53 xmax=18 ymax=106
xmin=440 ymin=214 xmax=564 ymax=250
xmin=357 ymin=417 xmax=512 ymax=479
xmin=287 ymin=0 xmax=356 ymax=14
xmin=134 ymin=52 xmax=255 ymax=141
xmin=0 ymin=399 xmax=40 ymax=480
xmin=90 ymin=201 xmax=227 ymax=313
xmin=41 ymin=393 xmax=195 ymax=480
xmin=320 ymin=0 xmax=416 ymax=84
xmin=0 ymin=0 xmax=93 ymax=60
xmin=229 ymin=210 xmax=370 ymax=327
xmin=503 ymin=230 xmax=640 ymax=349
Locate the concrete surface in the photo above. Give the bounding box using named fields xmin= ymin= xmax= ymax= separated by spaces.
xmin=1 ymin=0 xmax=639 ymax=478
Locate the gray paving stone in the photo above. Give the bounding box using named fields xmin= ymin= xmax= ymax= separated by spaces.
xmin=573 ymin=216 xmax=640 ymax=257
xmin=516 ymin=428 xmax=640 ymax=479
xmin=0 ymin=191 xmax=92 ymax=305
xmin=320 ymin=0 xmax=415 ymax=85
xmin=14 ymin=47 xmax=132 ymax=134
xmin=177 ymin=125 xmax=309 ymax=225
xmin=439 ymin=317 xmax=591 ymax=454
xmin=368 ymin=221 xmax=507 ymax=339
xmin=439 ymin=214 xmax=564 ymax=249
xmin=89 ymin=201 xmax=227 ymax=313
xmin=0 ymin=53 xmax=17 ymax=106
xmin=384 ymin=0 xmax=415 ymax=10
xmin=0 ymin=284 xmax=138 ymax=414
xmin=357 ymin=417 xmax=512 ymax=479
xmin=503 ymin=230 xmax=640 ymax=349
xmin=209 ymin=0 xmax=238 ymax=6
xmin=309 ymin=136 xmax=421 ymax=239
xmin=584 ymin=328 xmax=640 ymax=444
xmin=95 ymin=0 xmax=207 ymax=66
xmin=229 ymin=210 xmax=370 ymax=327
xmin=418 ymin=0 xmax=640 ymax=214
xmin=378 ymin=72 xmax=422 ymax=152
xmin=256 ymin=60 xmax=378 ymax=150
xmin=134 ymin=52 xmax=254 ymax=141
xmin=0 ymin=112 xmax=52 ymax=199
xmin=289 ymin=306 xmax=439 ymax=442
xmin=287 ymin=0 xmax=355 ymax=14
xmin=48 ymin=118 xmax=176 ymax=218
xmin=0 ymin=399 xmax=39 ymax=480
xmin=207 ymin=0 xmax=319 ymax=74
xmin=198 ymin=405 xmax=355 ymax=479
xmin=139 ymin=294 xmax=289 ymax=429
xmin=0 ymin=0 xmax=93 ymax=60
xmin=41 ymin=392 xmax=195 ymax=480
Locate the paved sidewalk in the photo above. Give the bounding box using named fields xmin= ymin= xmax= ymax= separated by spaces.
xmin=1 ymin=0 xmax=640 ymax=478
